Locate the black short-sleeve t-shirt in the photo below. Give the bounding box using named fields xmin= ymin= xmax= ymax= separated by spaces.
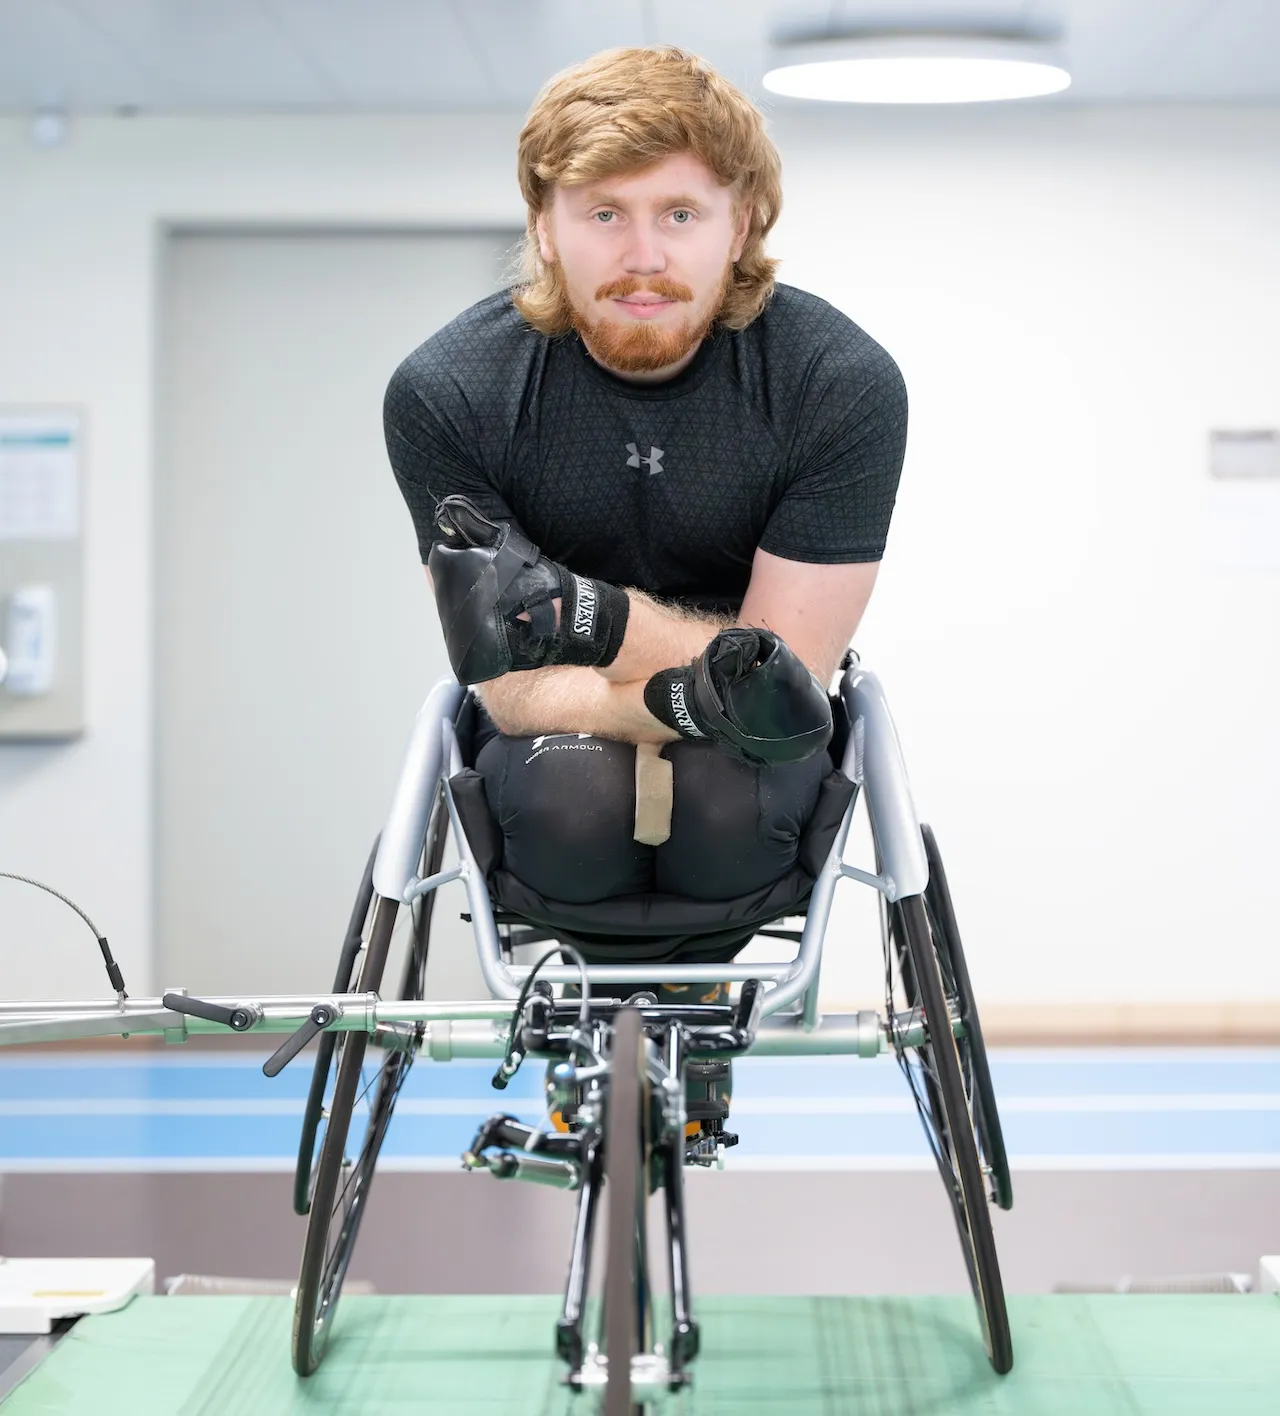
xmin=384 ymin=282 xmax=907 ymax=615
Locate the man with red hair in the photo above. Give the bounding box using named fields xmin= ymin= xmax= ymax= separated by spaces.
xmin=385 ymin=47 xmax=906 ymax=974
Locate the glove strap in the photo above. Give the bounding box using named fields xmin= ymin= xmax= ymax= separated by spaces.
xmin=548 ymin=574 xmax=630 ymax=668
xmin=643 ymin=667 xmax=707 ymax=740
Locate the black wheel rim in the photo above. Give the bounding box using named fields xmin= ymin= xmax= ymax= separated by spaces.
xmin=921 ymin=824 xmax=1013 ymax=1211
xmin=886 ymin=891 xmax=1013 ymax=1374
xmin=291 ymin=791 xmax=446 ymax=1375
xmin=292 ymin=837 xmax=381 ymax=1217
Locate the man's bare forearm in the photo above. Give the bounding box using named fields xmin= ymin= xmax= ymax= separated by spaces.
xmin=430 ymin=562 xmax=731 ymax=741
xmin=594 ymin=590 xmax=733 ymax=683
xmin=481 ymin=590 xmax=731 ymax=743
xmin=477 ymin=665 xmax=679 ymax=744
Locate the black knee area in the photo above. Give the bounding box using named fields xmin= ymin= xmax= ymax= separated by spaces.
xmin=475 ymin=732 xmax=652 ymax=902
xmin=655 ymin=742 xmax=827 ymax=900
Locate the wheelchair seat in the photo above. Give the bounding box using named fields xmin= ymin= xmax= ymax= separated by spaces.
xmin=446 ymin=692 xmax=857 ymax=965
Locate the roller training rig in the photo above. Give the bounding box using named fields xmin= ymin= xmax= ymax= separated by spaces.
xmin=461 ymin=982 xmax=763 ymax=1398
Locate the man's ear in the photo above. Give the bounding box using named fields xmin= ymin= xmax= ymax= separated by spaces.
xmin=731 ymin=201 xmax=750 ymax=264
xmin=535 ymin=208 xmax=557 ymax=264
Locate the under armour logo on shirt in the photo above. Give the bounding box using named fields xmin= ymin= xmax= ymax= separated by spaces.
xmin=626 ymin=443 xmax=664 ymax=475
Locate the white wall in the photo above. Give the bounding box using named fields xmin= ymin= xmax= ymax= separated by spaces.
xmin=0 ymin=104 xmax=1277 ymax=1009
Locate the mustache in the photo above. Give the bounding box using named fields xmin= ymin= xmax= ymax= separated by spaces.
xmin=595 ymin=276 xmax=695 ymax=303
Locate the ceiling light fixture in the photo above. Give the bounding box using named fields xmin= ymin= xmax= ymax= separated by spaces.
xmin=763 ymin=31 xmax=1071 ymax=105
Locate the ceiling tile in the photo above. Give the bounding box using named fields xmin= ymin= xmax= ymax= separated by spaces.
xmin=261 ymin=0 xmax=496 ymax=109
xmin=0 ymin=0 xmax=147 ymax=108
xmin=1 ymin=0 xmax=1278 ymax=113
xmin=1025 ymin=0 xmax=1226 ymax=97
xmin=57 ymin=0 xmax=331 ymax=108
xmin=458 ymin=0 xmax=649 ymax=108
xmin=1143 ymin=0 xmax=1280 ymax=98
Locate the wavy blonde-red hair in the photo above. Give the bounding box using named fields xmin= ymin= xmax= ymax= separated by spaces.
xmin=511 ymin=47 xmax=782 ymax=335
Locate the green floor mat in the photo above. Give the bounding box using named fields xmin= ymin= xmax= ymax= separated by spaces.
xmin=3 ymin=1293 xmax=1277 ymax=1414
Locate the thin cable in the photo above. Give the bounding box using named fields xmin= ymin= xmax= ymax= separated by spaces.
xmin=491 ymin=942 xmax=591 ymax=1089
xmin=0 ymin=871 xmax=128 ymax=1002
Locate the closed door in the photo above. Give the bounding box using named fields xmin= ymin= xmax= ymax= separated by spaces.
xmin=155 ymin=230 xmax=515 ymax=997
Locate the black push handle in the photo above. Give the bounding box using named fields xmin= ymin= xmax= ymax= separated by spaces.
xmin=734 ymin=978 xmax=763 ymax=1035
xmin=262 ymin=1003 xmax=338 ymax=1079
xmin=162 ymin=991 xmax=259 ymax=1033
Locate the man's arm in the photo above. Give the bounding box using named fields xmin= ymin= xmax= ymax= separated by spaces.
xmin=425 ymin=567 xmax=719 ymax=741
xmin=477 ymin=665 xmax=676 ymax=743
xmin=454 ymin=553 xmax=877 ymax=741
xmin=737 ymin=548 xmax=880 ymax=685
xmin=592 ymin=591 xmax=732 ymax=681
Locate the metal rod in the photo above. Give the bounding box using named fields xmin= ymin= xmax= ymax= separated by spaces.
xmin=439 ymin=740 xmax=521 ymax=1002
xmin=558 ymin=1138 xmax=602 ymax=1373
xmin=759 ymin=789 xmax=860 ymax=1020
xmin=661 ymin=1026 xmax=698 ymax=1375
xmin=0 ymin=994 xmax=965 ymax=1059
xmin=401 ymin=864 xmax=463 ymax=903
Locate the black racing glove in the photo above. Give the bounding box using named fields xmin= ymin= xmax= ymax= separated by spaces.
xmin=644 ymin=628 xmax=833 ymax=765
xmin=427 ymin=496 xmax=630 ymax=685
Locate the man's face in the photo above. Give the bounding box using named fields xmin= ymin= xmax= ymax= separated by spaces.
xmin=535 ymin=151 xmax=750 ymax=380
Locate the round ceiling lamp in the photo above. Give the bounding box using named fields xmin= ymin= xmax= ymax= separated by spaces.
xmin=763 ymin=31 xmax=1071 ymax=105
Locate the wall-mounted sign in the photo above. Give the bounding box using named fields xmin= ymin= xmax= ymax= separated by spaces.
xmin=0 ymin=412 xmax=80 ymax=541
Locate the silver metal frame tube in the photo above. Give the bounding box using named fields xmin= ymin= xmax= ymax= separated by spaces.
xmin=0 ymin=997 xmax=973 ymax=1058
xmin=372 ymin=678 xmax=465 ymax=901
xmin=839 ymin=666 xmax=928 ymax=902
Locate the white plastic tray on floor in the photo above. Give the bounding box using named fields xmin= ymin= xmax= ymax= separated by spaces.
xmin=0 ymin=1257 xmax=155 ymax=1334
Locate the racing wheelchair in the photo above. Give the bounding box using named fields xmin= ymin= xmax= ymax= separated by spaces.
xmin=0 ymin=656 xmax=1013 ymax=1410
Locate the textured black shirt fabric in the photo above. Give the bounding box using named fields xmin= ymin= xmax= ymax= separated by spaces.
xmin=384 ymin=282 xmax=907 ymax=615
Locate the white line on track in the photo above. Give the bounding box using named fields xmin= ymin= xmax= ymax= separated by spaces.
xmin=3 ymin=1153 xmax=1280 ymax=1175
xmin=3 ymin=1094 xmax=1280 ymax=1117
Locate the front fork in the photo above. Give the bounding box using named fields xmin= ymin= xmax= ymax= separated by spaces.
xmin=558 ymin=1021 xmax=699 ymax=1390
xmin=467 ymin=1022 xmax=701 ymax=1392
xmin=659 ymin=1023 xmax=699 ymax=1373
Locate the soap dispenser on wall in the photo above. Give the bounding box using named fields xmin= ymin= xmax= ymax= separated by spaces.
xmin=3 ymin=585 xmax=57 ymax=696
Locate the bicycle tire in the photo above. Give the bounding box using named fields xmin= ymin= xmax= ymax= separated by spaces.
xmin=291 ymin=788 xmax=447 ymax=1376
xmin=895 ymin=892 xmax=1013 ymax=1374
xmin=602 ymin=1007 xmax=650 ymax=1416
xmin=921 ymin=824 xmax=1013 ymax=1211
xmin=292 ymin=836 xmax=380 ymax=1216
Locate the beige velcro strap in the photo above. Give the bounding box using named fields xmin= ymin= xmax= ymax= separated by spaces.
xmin=633 ymin=742 xmax=673 ymax=846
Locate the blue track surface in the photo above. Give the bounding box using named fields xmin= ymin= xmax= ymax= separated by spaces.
xmin=2 ymin=1049 xmax=1278 ymax=1172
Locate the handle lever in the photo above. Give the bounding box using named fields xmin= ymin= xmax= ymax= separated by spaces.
xmin=734 ymin=978 xmax=763 ymax=1035
xmin=162 ymin=992 xmax=260 ymax=1033
xmin=262 ymin=1003 xmax=338 ymax=1078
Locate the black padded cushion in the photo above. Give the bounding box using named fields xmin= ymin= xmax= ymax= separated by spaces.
xmin=447 ymin=763 xmax=855 ymax=965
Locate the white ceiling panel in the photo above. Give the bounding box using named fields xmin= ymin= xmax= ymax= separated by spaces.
xmin=457 ymin=0 xmax=649 ymax=109
xmin=648 ymin=0 xmax=832 ymax=92
xmin=0 ymin=0 xmax=1278 ymax=113
xmin=260 ymin=0 xmax=496 ymax=109
xmin=829 ymin=1 xmax=1038 ymax=29
xmin=1144 ymin=0 xmax=1280 ymax=98
xmin=1029 ymin=0 xmax=1214 ymax=94
xmin=57 ymin=0 xmax=329 ymax=107
xmin=0 ymin=0 xmax=146 ymax=107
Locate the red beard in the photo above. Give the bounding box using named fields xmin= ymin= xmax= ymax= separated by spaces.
xmin=565 ymin=263 xmax=734 ymax=374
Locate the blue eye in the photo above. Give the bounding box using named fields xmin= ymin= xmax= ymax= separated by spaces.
xmin=672 ymin=210 xmax=692 ymax=223
xmin=595 ymin=211 xmax=615 ymax=223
